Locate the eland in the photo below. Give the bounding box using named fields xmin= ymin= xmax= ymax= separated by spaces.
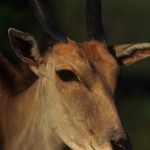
xmin=0 ymin=0 xmax=150 ymax=150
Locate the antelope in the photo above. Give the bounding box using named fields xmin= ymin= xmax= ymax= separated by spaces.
xmin=0 ymin=0 xmax=150 ymax=150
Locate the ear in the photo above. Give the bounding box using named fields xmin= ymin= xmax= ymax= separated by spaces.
xmin=109 ymin=43 xmax=150 ymax=66
xmin=8 ymin=28 xmax=42 ymax=67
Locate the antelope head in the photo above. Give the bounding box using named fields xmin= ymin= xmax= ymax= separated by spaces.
xmin=8 ymin=0 xmax=150 ymax=150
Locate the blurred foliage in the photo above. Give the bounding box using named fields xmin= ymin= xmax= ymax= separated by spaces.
xmin=0 ymin=0 xmax=150 ymax=149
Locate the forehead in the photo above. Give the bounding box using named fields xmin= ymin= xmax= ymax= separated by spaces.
xmin=50 ymin=40 xmax=118 ymax=69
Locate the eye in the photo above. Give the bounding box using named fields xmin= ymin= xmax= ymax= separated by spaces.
xmin=56 ymin=69 xmax=79 ymax=82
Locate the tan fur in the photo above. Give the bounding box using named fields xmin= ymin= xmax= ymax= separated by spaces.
xmin=0 ymin=40 xmax=125 ymax=150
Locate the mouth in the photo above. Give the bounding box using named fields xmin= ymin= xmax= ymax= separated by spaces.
xmin=63 ymin=146 xmax=72 ymax=150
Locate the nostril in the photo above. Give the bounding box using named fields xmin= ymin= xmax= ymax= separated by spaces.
xmin=111 ymin=139 xmax=132 ymax=150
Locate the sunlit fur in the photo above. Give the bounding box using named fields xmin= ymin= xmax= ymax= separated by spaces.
xmin=0 ymin=40 xmax=127 ymax=150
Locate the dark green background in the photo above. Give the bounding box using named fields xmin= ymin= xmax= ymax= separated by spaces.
xmin=0 ymin=0 xmax=150 ymax=149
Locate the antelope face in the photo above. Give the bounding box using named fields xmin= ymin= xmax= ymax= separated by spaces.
xmin=8 ymin=28 xmax=132 ymax=150
xmin=48 ymin=40 xmax=126 ymax=150
xmin=8 ymin=0 xmax=150 ymax=150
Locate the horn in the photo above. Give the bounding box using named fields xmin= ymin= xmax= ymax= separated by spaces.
xmin=86 ymin=0 xmax=106 ymax=42
xmin=29 ymin=0 xmax=67 ymax=43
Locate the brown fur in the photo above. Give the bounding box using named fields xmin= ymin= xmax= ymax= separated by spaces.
xmin=51 ymin=40 xmax=119 ymax=93
xmin=1 ymin=0 xmax=150 ymax=149
xmin=0 ymin=53 xmax=37 ymax=94
xmin=0 ymin=40 xmax=125 ymax=150
xmin=2 ymin=38 xmax=149 ymax=150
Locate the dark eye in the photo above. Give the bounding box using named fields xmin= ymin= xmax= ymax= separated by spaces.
xmin=56 ymin=69 xmax=79 ymax=82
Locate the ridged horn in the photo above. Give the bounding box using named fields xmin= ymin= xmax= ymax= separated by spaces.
xmin=29 ymin=0 xmax=68 ymax=43
xmin=86 ymin=0 xmax=106 ymax=42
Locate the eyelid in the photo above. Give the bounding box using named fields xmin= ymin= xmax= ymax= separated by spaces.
xmin=56 ymin=66 xmax=72 ymax=72
xmin=55 ymin=60 xmax=80 ymax=72
xmin=55 ymin=62 xmax=83 ymax=82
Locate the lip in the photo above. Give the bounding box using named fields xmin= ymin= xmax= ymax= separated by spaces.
xmin=63 ymin=146 xmax=72 ymax=150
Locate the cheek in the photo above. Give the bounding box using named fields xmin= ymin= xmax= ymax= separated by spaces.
xmin=56 ymin=81 xmax=106 ymax=128
xmin=60 ymin=89 xmax=101 ymax=125
xmin=56 ymin=85 xmax=116 ymax=139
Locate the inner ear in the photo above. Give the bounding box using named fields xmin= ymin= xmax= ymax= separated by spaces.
xmin=12 ymin=36 xmax=32 ymax=52
xmin=11 ymin=36 xmax=34 ymax=59
xmin=108 ymin=43 xmax=150 ymax=66
xmin=8 ymin=28 xmax=42 ymax=66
